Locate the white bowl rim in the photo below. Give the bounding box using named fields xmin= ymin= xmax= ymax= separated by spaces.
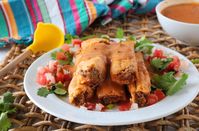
xmin=156 ymin=0 xmax=199 ymax=26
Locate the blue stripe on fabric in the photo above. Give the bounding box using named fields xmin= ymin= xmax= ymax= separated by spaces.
xmin=94 ymin=3 xmax=109 ymax=17
xmin=59 ymin=0 xmax=76 ymax=35
xmin=9 ymin=0 xmax=33 ymax=37
xmin=135 ymin=0 xmax=163 ymax=14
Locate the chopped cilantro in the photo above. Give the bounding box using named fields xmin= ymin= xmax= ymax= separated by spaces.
xmin=0 ymin=112 xmax=11 ymax=131
xmin=150 ymin=58 xmax=173 ymax=71
xmin=129 ymin=35 xmax=136 ymax=41
xmin=191 ymin=59 xmax=199 ymax=64
xmin=167 ymin=73 xmax=188 ymax=95
xmin=37 ymin=87 xmax=52 ymax=97
xmin=152 ymin=72 xmax=177 ymax=91
xmin=51 ymin=50 xmax=73 ymax=65
xmin=51 ymin=51 xmax=57 ymax=60
xmin=64 ymin=34 xmax=79 ymax=44
xmin=0 ymin=92 xmax=16 ymax=131
xmin=152 ymin=72 xmax=188 ymax=95
xmin=116 ymin=28 xmax=124 ymax=39
xmin=135 ymin=36 xmax=153 ymax=54
xmin=54 ymin=88 xmax=67 ymax=95
xmin=106 ymin=104 xmax=115 ymax=109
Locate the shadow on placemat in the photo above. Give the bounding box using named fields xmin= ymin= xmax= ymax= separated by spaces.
xmin=0 ymin=14 xmax=199 ymax=131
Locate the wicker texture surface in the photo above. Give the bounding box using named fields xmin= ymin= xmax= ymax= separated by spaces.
xmin=0 ymin=14 xmax=199 ymax=131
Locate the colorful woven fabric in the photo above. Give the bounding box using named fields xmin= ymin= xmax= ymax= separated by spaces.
xmin=0 ymin=0 xmax=163 ymax=47
xmin=0 ymin=0 xmax=109 ymax=39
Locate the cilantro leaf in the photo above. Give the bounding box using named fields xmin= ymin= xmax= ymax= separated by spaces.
xmin=55 ymin=82 xmax=64 ymax=89
xmin=0 ymin=92 xmax=15 ymax=131
xmin=135 ymin=36 xmax=153 ymax=54
xmin=152 ymin=72 xmax=177 ymax=91
xmin=191 ymin=59 xmax=199 ymax=64
xmin=51 ymin=51 xmax=57 ymax=60
xmin=54 ymin=88 xmax=67 ymax=95
xmin=3 ymin=92 xmax=14 ymax=104
xmin=64 ymin=34 xmax=79 ymax=44
xmin=116 ymin=28 xmax=124 ymax=39
xmin=106 ymin=104 xmax=115 ymax=109
xmin=151 ymin=58 xmax=173 ymax=71
xmin=167 ymin=73 xmax=188 ymax=95
xmin=37 ymin=87 xmax=52 ymax=97
xmin=0 ymin=112 xmax=11 ymax=131
xmin=135 ymin=36 xmax=152 ymax=48
xmin=65 ymin=51 xmax=73 ymax=64
xmin=129 ymin=35 xmax=136 ymax=41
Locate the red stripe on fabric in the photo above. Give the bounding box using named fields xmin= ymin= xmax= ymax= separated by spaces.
xmin=32 ymin=0 xmax=43 ymax=22
xmin=69 ymin=0 xmax=82 ymax=35
xmin=25 ymin=0 xmax=37 ymax=29
xmin=110 ymin=4 xmax=126 ymax=13
xmin=84 ymin=1 xmax=90 ymax=25
xmin=56 ymin=0 xmax=67 ymax=33
xmin=0 ymin=4 xmax=10 ymax=36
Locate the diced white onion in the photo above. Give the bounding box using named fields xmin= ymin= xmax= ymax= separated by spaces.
xmin=131 ymin=103 xmax=138 ymax=110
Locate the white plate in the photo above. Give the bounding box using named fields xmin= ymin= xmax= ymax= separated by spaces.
xmin=24 ymin=44 xmax=199 ymax=126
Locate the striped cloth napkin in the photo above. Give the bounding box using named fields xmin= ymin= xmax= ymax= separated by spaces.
xmin=0 ymin=0 xmax=162 ymax=47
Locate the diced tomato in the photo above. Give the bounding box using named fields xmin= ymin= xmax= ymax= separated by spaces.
xmin=36 ymin=74 xmax=48 ymax=85
xmin=48 ymin=61 xmax=58 ymax=72
xmin=61 ymin=44 xmax=70 ymax=52
xmin=45 ymin=73 xmax=55 ymax=84
xmin=56 ymin=52 xmax=67 ymax=60
xmin=147 ymin=56 xmax=152 ymax=62
xmin=154 ymin=89 xmax=165 ymax=101
xmin=146 ymin=94 xmax=158 ymax=106
xmin=118 ymin=101 xmax=132 ymax=111
xmin=37 ymin=66 xmax=50 ymax=75
xmin=56 ymin=72 xmax=65 ymax=83
xmin=153 ymin=49 xmax=165 ymax=58
xmin=166 ymin=56 xmax=180 ymax=71
xmin=63 ymin=74 xmax=71 ymax=81
xmin=85 ymin=102 xmax=96 ymax=110
xmin=72 ymin=39 xmax=82 ymax=47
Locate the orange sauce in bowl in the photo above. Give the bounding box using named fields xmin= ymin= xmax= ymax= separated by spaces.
xmin=161 ymin=3 xmax=199 ymax=24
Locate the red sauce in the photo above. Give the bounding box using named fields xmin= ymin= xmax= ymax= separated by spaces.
xmin=161 ymin=3 xmax=199 ymax=24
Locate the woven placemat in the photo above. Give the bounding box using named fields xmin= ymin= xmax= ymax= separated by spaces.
xmin=0 ymin=14 xmax=199 ymax=131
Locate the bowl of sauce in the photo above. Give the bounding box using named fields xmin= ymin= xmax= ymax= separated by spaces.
xmin=156 ymin=0 xmax=199 ymax=45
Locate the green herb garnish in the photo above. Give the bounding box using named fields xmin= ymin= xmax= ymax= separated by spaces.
xmin=54 ymin=88 xmax=67 ymax=95
xmin=37 ymin=87 xmax=52 ymax=97
xmin=38 ymin=83 xmax=67 ymax=97
xmin=152 ymin=72 xmax=188 ymax=95
xmin=106 ymin=104 xmax=115 ymax=109
xmin=51 ymin=50 xmax=73 ymax=65
xmin=150 ymin=58 xmax=173 ymax=71
xmin=51 ymin=51 xmax=57 ymax=60
xmin=116 ymin=28 xmax=124 ymax=39
xmin=167 ymin=73 xmax=188 ymax=95
xmin=64 ymin=34 xmax=79 ymax=44
xmin=191 ymin=59 xmax=199 ymax=64
xmin=0 ymin=92 xmax=16 ymax=131
xmin=135 ymin=36 xmax=153 ymax=54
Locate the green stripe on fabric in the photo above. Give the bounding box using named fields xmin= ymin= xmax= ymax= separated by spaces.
xmin=37 ymin=0 xmax=51 ymax=22
xmin=75 ymin=0 xmax=88 ymax=31
xmin=0 ymin=7 xmax=9 ymax=37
